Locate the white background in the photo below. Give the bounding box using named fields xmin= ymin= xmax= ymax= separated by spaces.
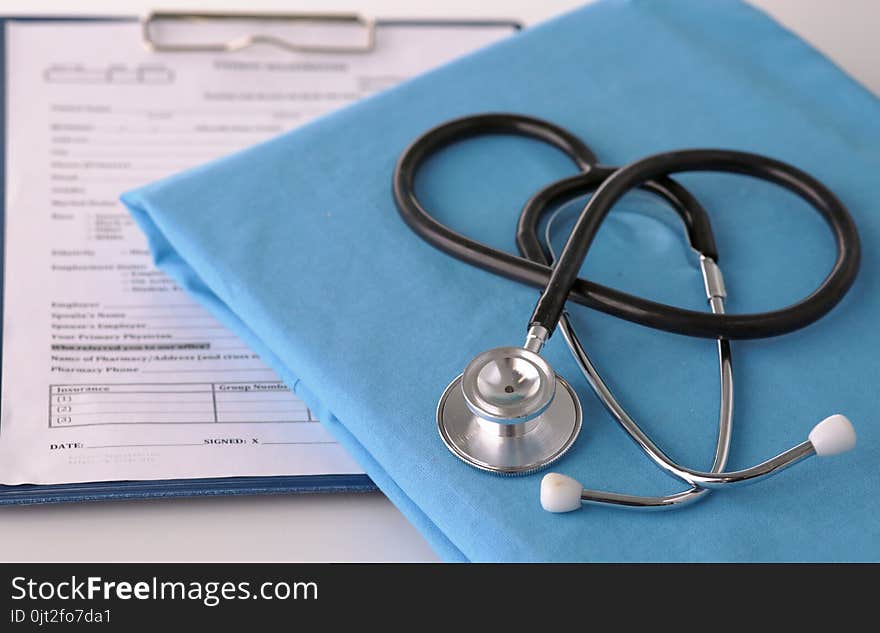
xmin=0 ymin=0 xmax=877 ymax=562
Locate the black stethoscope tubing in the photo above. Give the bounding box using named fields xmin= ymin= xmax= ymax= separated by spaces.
xmin=516 ymin=167 xmax=717 ymax=267
xmin=392 ymin=113 xmax=860 ymax=340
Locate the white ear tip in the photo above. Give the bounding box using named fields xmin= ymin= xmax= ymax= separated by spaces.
xmin=808 ymin=414 xmax=856 ymax=457
xmin=540 ymin=473 xmax=583 ymax=513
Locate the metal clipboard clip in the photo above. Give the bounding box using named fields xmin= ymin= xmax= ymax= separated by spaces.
xmin=141 ymin=11 xmax=377 ymax=54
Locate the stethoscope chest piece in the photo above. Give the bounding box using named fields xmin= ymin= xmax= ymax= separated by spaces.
xmin=437 ymin=346 xmax=582 ymax=475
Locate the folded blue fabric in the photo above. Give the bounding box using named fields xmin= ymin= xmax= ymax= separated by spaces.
xmin=122 ymin=0 xmax=880 ymax=561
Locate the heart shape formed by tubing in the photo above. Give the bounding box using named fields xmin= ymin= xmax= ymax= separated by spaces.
xmin=392 ymin=112 xmax=860 ymax=340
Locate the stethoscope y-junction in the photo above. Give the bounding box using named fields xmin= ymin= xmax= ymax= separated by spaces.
xmin=393 ymin=113 xmax=860 ymax=513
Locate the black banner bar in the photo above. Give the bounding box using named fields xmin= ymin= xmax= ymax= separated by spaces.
xmin=0 ymin=563 xmax=869 ymax=628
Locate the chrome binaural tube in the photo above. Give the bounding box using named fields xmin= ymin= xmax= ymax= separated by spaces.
xmin=544 ymin=204 xmax=735 ymax=509
xmin=540 ymin=207 xmax=846 ymax=512
xmin=560 ymin=308 xmax=733 ymax=510
xmin=562 ymin=298 xmax=815 ymax=498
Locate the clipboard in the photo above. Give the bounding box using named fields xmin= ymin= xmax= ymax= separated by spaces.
xmin=0 ymin=12 xmax=520 ymax=505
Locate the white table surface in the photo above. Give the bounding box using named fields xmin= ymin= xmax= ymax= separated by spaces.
xmin=0 ymin=0 xmax=876 ymax=562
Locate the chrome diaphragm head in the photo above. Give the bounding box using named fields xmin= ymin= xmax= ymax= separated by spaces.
xmin=437 ymin=346 xmax=582 ymax=475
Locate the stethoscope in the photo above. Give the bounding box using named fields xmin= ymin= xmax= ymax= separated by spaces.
xmin=393 ymin=113 xmax=860 ymax=513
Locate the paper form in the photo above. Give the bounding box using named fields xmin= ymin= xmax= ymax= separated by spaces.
xmin=0 ymin=20 xmax=513 ymax=485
